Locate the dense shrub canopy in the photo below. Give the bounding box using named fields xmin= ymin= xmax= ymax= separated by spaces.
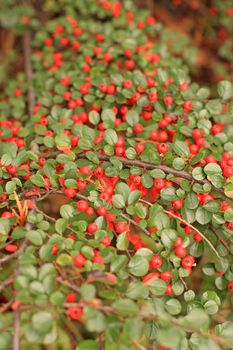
xmin=0 ymin=1 xmax=233 ymax=350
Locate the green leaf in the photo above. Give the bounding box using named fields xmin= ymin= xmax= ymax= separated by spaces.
xmin=76 ymin=340 xmax=99 ymax=350
xmin=204 ymin=163 xmax=222 ymax=175
xmin=173 ymin=141 xmax=190 ymax=158
xmin=161 ymin=229 xmax=177 ymax=248
xmin=116 ymin=232 xmax=129 ymax=250
xmin=112 ymin=194 xmax=125 ymax=209
xmin=196 ymin=207 xmax=212 ymax=225
xmin=185 ymin=192 xmax=199 ymax=210
xmin=26 ymin=230 xmax=43 ymax=245
xmin=126 ymin=110 xmax=139 ymax=126
xmin=80 ymin=285 xmax=96 ymax=301
xmin=78 ymin=138 xmax=92 ymax=150
xmin=157 ymin=327 xmax=187 ymax=350
xmin=5 ymin=181 xmax=16 ymax=193
xmin=165 ymin=299 xmax=182 ymax=315
xmin=181 ymin=309 xmax=210 ymax=330
xmin=128 ymin=190 xmax=141 ymax=205
xmin=192 ymin=167 xmax=205 ymax=181
xmin=218 ymin=81 xmax=233 ymax=100
xmin=0 ymin=218 xmax=10 ymax=235
xmin=89 ymin=111 xmax=100 ymax=125
xmin=126 ymin=281 xmax=148 ymax=300
xmin=160 ymin=187 xmax=177 ymax=201
xmin=113 ymin=298 xmax=139 ymax=316
xmin=104 ymin=129 xmax=118 ymax=145
xmin=149 ymin=169 xmax=166 ymax=178
xmin=140 ymin=144 xmax=160 ymax=164
xmin=125 ymin=147 xmax=137 ymax=159
xmin=128 ymin=255 xmax=149 ymax=276
xmin=148 ymin=279 xmax=167 ymax=296
xmin=204 ymin=300 xmax=218 ymax=315
xmin=86 ymin=311 xmax=105 ymax=332
xmin=206 ymin=100 xmax=222 ymax=114
xmin=11 ymin=227 xmax=26 ymax=240
xmin=86 ymin=151 xmax=99 ymax=164
xmin=55 ymin=218 xmax=68 ymax=234
xmin=32 ymin=311 xmax=53 ymax=334
xmin=55 ymin=133 xmax=70 ymax=147
xmin=224 ymin=209 xmax=233 ymax=222
xmin=142 ymin=173 xmax=153 ymax=188
xmin=30 ymin=174 xmax=46 ymax=187
xmin=60 ymin=205 xmax=74 ymax=219
xmin=115 ymin=182 xmax=130 ymax=201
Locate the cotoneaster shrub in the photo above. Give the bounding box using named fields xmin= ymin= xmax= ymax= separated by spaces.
xmin=0 ymin=1 xmax=233 ymax=350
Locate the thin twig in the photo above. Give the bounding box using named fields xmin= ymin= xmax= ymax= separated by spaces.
xmin=0 ymin=240 xmax=28 ymax=265
xmin=13 ymin=309 xmax=20 ymax=350
xmin=210 ymin=225 xmax=232 ymax=253
xmin=40 ymin=151 xmax=228 ymax=198
xmin=57 ymin=277 xmax=80 ymax=293
xmin=120 ymin=213 xmax=151 ymax=236
xmin=0 ymin=272 xmax=17 ymax=293
xmin=139 ymin=199 xmax=221 ymax=259
xmin=0 ymin=299 xmax=13 ymax=313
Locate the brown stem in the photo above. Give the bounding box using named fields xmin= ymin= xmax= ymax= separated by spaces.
xmin=40 ymin=151 xmax=228 ymax=199
xmin=120 ymin=212 xmax=151 ymax=236
xmin=0 ymin=240 xmax=28 ymax=265
xmin=139 ymin=199 xmax=221 ymax=259
xmin=0 ymin=272 xmax=17 ymax=293
xmin=13 ymin=309 xmax=20 ymax=350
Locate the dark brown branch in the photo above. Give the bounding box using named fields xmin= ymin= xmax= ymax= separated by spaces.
xmin=39 ymin=151 xmax=227 ymax=198
xmin=97 ymin=155 xmax=225 ymax=195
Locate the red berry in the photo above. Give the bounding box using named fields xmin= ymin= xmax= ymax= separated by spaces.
xmin=87 ymin=223 xmax=98 ymax=234
xmin=73 ymin=254 xmax=86 ymax=267
xmin=97 ymin=206 xmax=107 ymax=216
xmin=165 ymin=284 xmax=173 ymax=295
xmin=1 ymin=211 xmax=13 ymax=218
xmin=86 ymin=207 xmax=95 ymax=216
xmin=66 ymin=292 xmax=76 ymax=303
xmin=133 ymin=124 xmax=144 ymax=134
xmin=164 ymin=96 xmax=173 ymax=106
xmin=51 ymin=244 xmax=59 ymax=255
xmin=149 ymin=256 xmax=162 ymax=269
xmin=5 ymin=165 xmax=17 ymax=175
xmin=223 ymin=167 xmax=233 ymax=177
xmin=181 ymin=255 xmax=195 ymax=269
xmin=101 ymin=236 xmax=111 ymax=246
xmin=160 ymin=271 xmax=172 ymax=281
xmin=172 ymin=199 xmax=183 ymax=210
xmin=183 ymin=100 xmax=192 ymax=112
xmin=76 ymin=200 xmax=88 ymax=212
xmin=150 ymin=130 xmax=159 ymax=141
xmin=192 ymin=128 xmax=202 ymax=139
xmin=64 ymin=188 xmax=77 ymax=198
xmin=135 ymin=143 xmax=145 ymax=154
xmin=157 ymin=142 xmax=169 ymax=154
xmin=68 ymin=306 xmax=83 ymax=320
xmin=212 ymin=123 xmax=224 ymax=135
xmin=5 ymin=244 xmax=18 ymax=253
xmin=228 ymin=281 xmax=233 ymax=293
xmin=175 ymin=245 xmax=187 ymax=258
xmin=159 ymin=131 xmax=168 ymax=142
xmin=71 ymin=136 xmax=79 ymax=146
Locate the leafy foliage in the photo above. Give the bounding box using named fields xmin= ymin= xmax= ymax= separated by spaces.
xmin=0 ymin=1 xmax=233 ymax=350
